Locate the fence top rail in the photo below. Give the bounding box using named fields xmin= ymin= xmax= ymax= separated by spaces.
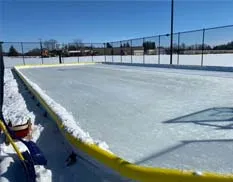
xmin=108 ymin=33 xmax=178 ymax=43
xmin=205 ymin=24 xmax=233 ymax=31
xmin=91 ymin=43 xmax=105 ymax=45
xmin=105 ymin=24 xmax=233 ymax=43
xmin=3 ymin=41 xmax=41 ymax=44
xmin=176 ymin=24 xmax=233 ymax=34
xmin=2 ymin=24 xmax=233 ymax=46
xmin=143 ymin=35 xmax=160 ymax=40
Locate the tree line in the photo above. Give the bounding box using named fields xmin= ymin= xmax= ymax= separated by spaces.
xmin=102 ymin=41 xmax=233 ymax=50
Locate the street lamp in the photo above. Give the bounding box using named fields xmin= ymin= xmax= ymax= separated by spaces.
xmin=170 ymin=0 xmax=174 ymax=65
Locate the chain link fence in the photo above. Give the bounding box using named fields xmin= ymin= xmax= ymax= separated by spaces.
xmin=1 ymin=24 xmax=233 ymax=68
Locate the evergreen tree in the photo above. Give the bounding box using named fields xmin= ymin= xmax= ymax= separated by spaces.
xmin=213 ymin=41 xmax=233 ymax=50
xmin=106 ymin=43 xmax=112 ymax=48
xmin=143 ymin=41 xmax=156 ymax=51
xmin=68 ymin=45 xmax=77 ymax=50
xmin=8 ymin=46 xmax=19 ymax=56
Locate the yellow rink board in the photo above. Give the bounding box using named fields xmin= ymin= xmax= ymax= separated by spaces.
xmin=14 ymin=63 xmax=233 ymax=182
xmin=16 ymin=62 xmax=96 ymax=69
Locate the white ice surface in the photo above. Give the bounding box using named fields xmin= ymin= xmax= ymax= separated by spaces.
xmin=20 ymin=64 xmax=233 ymax=174
xmin=16 ymin=68 xmax=110 ymax=151
xmin=0 ymin=69 xmax=125 ymax=182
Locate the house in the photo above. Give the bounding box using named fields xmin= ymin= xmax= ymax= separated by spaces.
xmin=42 ymin=49 xmax=49 ymax=57
xmin=68 ymin=50 xmax=81 ymax=56
xmin=157 ymin=47 xmax=166 ymax=54
xmin=146 ymin=49 xmax=156 ymax=55
xmin=134 ymin=50 xmax=144 ymax=55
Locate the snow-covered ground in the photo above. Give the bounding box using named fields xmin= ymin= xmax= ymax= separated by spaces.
xmin=19 ymin=64 xmax=233 ymax=174
xmin=3 ymin=53 xmax=233 ymax=68
xmin=1 ymin=69 xmax=51 ymax=182
xmin=0 ymin=69 xmax=127 ymax=182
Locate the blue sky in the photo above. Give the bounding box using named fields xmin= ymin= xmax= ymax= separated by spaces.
xmin=1 ymin=0 xmax=233 ymax=43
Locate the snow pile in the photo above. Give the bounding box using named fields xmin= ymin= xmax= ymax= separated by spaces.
xmin=35 ymin=166 xmax=52 ymax=182
xmin=0 ymin=156 xmax=14 ymax=182
xmin=3 ymin=69 xmax=35 ymax=126
xmin=16 ymin=68 xmax=110 ymax=152
xmin=2 ymin=69 xmax=44 ymax=143
xmin=0 ymin=69 xmax=52 ymax=182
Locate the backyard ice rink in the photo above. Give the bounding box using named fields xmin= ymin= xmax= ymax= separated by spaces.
xmin=18 ymin=63 xmax=233 ymax=174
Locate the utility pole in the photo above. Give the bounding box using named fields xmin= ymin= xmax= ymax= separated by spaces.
xmin=170 ymin=0 xmax=174 ymax=65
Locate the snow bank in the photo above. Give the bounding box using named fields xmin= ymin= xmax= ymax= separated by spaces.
xmin=35 ymin=166 xmax=52 ymax=182
xmin=15 ymin=68 xmax=110 ymax=152
xmin=3 ymin=69 xmax=35 ymax=126
xmin=0 ymin=69 xmax=51 ymax=182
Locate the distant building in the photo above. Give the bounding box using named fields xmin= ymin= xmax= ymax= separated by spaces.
xmin=68 ymin=50 xmax=81 ymax=56
xmin=134 ymin=50 xmax=144 ymax=55
xmin=67 ymin=49 xmax=98 ymax=56
xmin=146 ymin=49 xmax=156 ymax=55
xmin=157 ymin=47 xmax=166 ymax=55
xmin=42 ymin=49 xmax=49 ymax=57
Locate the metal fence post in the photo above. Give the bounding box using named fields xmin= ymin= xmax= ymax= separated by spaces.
xmin=177 ymin=32 xmax=180 ymax=65
xmin=78 ymin=44 xmax=80 ymax=63
xmin=76 ymin=43 xmax=79 ymax=63
xmin=40 ymin=41 xmax=44 ymax=64
xmin=201 ymin=28 xmax=205 ymax=66
xmin=21 ymin=42 xmax=25 ymax=65
xmin=130 ymin=40 xmax=133 ymax=64
xmin=0 ymin=42 xmax=3 ymax=62
xmin=59 ymin=51 xmax=62 ymax=64
xmin=0 ymin=42 xmax=3 ymax=56
xmin=120 ymin=41 xmax=122 ymax=63
xmin=0 ymin=42 xmax=4 ymax=111
xmin=112 ymin=43 xmax=114 ymax=62
xmin=143 ymin=38 xmax=145 ymax=64
xmin=158 ymin=35 xmax=160 ymax=64
xmin=104 ymin=43 xmax=106 ymax=62
xmin=91 ymin=44 xmax=93 ymax=62
xmin=170 ymin=0 xmax=174 ymax=65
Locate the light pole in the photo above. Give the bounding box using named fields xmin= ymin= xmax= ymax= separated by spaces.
xmin=170 ymin=0 xmax=174 ymax=65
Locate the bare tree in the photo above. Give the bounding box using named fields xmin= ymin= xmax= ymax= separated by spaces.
xmin=73 ymin=39 xmax=84 ymax=48
xmin=43 ymin=39 xmax=58 ymax=51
